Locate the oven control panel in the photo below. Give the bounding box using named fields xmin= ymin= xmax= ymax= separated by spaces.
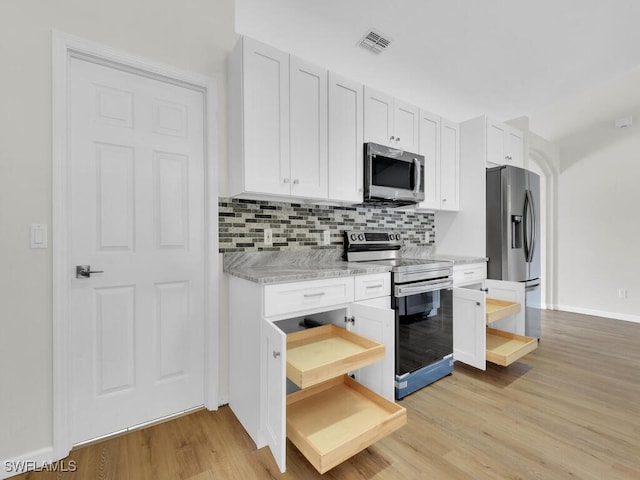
xmin=345 ymin=230 xmax=402 ymax=246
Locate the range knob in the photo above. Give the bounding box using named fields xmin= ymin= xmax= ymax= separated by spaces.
xmin=350 ymin=234 xmax=357 ymax=241
xmin=358 ymin=234 xmax=365 ymax=241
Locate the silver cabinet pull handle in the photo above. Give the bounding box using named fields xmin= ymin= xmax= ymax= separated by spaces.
xmin=293 ymin=179 xmax=299 ymax=184
xmin=283 ymin=178 xmax=290 ymax=183
xmin=365 ymin=284 xmax=384 ymax=289
xmin=303 ymin=292 xmax=326 ymax=298
xmin=76 ymin=265 xmax=104 ymax=279
xmin=273 ymin=351 xmax=280 ymax=359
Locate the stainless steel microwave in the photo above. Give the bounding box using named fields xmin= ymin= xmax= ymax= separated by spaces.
xmin=364 ymin=142 xmax=425 ymax=206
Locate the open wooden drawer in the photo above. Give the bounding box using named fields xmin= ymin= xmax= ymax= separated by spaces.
xmin=486 ymin=327 xmax=538 ymax=366
xmin=286 ymin=325 xmax=385 ymax=389
xmin=287 ymin=375 xmax=407 ymax=474
xmin=485 ymin=298 xmax=521 ymax=324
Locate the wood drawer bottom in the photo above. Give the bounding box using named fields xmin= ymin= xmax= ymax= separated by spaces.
xmin=286 ymin=375 xmax=407 ymax=474
xmin=486 ymin=328 xmax=538 ymax=366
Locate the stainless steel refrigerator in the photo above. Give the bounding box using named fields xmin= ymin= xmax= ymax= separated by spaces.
xmin=486 ymin=165 xmax=541 ymax=338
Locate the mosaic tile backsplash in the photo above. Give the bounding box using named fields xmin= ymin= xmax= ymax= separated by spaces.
xmin=218 ymin=198 xmax=435 ymax=253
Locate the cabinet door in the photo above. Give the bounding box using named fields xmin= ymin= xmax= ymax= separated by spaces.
xmin=393 ymin=99 xmax=419 ymax=152
xmin=485 ymin=279 xmax=525 ymax=335
xmin=290 ymin=56 xmax=328 ymax=200
xmin=242 ymin=37 xmax=290 ymax=196
xmin=262 ymin=319 xmax=286 ymax=473
xmin=453 ymin=287 xmax=486 ymax=370
xmin=506 ymin=128 xmax=524 ymax=168
xmin=328 ymin=73 xmax=363 ymax=203
xmin=440 ymin=119 xmax=460 ymax=211
xmin=486 ymin=119 xmax=506 ymax=167
xmin=364 ymin=86 xmax=394 ymax=147
xmin=349 ymin=301 xmax=395 ymax=401
xmin=417 ymin=109 xmax=440 ymax=210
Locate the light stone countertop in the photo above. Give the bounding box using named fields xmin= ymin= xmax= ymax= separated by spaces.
xmin=223 ymin=250 xmax=390 ymax=285
xmin=223 ymin=249 xmax=486 ymax=285
xmin=427 ymin=254 xmax=488 ymax=265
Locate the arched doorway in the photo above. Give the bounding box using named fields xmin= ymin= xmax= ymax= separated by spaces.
xmin=528 ymin=147 xmax=559 ymax=310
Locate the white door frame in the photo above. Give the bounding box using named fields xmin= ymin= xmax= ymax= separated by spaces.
xmin=52 ymin=31 xmax=219 ymax=461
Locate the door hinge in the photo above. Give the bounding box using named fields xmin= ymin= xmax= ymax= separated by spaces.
xmin=344 ymin=316 xmax=355 ymax=325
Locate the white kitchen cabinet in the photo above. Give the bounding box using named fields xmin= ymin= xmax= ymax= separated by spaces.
xmin=290 ymin=56 xmax=328 ymax=198
xmin=417 ymin=109 xmax=440 ymax=210
xmin=328 ymin=73 xmax=364 ymax=203
xmin=416 ymin=111 xmax=459 ymax=211
xmin=350 ymin=272 xmax=394 ymax=401
xmin=228 ymin=273 xmax=404 ymax=474
xmin=452 ymin=263 xmax=536 ymax=370
xmin=228 ymin=36 xmax=290 ymax=197
xmin=228 ymin=36 xmax=328 ymax=201
xmin=439 ymin=119 xmax=460 ymax=210
xmin=452 ymin=262 xmax=487 ymax=287
xmin=486 ymin=118 xmax=524 ymax=168
xmin=364 ymin=86 xmax=419 ymax=152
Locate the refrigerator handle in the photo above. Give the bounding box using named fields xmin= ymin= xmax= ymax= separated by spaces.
xmin=524 ymin=189 xmax=536 ymax=263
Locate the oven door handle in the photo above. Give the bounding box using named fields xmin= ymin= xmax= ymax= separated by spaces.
xmin=395 ymin=279 xmax=453 ymax=297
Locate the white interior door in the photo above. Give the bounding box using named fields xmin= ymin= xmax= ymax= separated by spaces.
xmin=67 ymin=56 xmax=205 ymax=444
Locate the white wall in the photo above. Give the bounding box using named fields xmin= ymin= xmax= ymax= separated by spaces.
xmin=530 ymin=68 xmax=640 ymax=322
xmin=0 ymin=0 xmax=237 ymax=462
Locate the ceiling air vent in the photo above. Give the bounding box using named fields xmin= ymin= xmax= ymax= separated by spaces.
xmin=358 ymin=30 xmax=392 ymax=55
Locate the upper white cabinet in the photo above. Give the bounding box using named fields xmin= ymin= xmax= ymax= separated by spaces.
xmin=364 ymin=87 xmax=419 ymax=152
xmin=328 ymin=73 xmax=364 ymax=203
xmin=228 ymin=36 xmax=290 ymax=197
xmin=416 ymin=111 xmax=460 ymax=211
xmin=439 ymin=118 xmax=460 ymax=211
xmin=486 ymin=118 xmax=524 ymax=168
xmin=290 ymin=56 xmax=329 ymax=198
xmin=228 ymin=36 xmax=328 ymax=201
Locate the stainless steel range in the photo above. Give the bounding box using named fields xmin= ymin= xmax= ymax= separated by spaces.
xmin=345 ymin=230 xmax=454 ymax=399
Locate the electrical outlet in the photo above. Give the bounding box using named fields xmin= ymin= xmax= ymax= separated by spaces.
xmin=618 ymin=288 xmax=627 ymax=299
xmin=425 ymin=231 xmax=430 ymax=244
xmin=323 ymin=230 xmax=331 ymax=245
xmin=264 ymin=228 xmax=273 ymax=246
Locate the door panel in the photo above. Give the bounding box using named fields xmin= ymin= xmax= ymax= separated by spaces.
xmin=350 ymin=302 xmax=395 ymax=401
xmin=452 ymin=287 xmax=486 ymax=370
xmin=290 ymin=57 xmax=328 ymax=199
xmin=68 ymin=56 xmax=205 ymax=444
xmin=242 ymin=37 xmax=290 ymax=195
xmin=364 ymin=87 xmax=394 ymax=146
xmin=263 ymin=319 xmax=287 ymax=473
xmin=328 ymin=73 xmax=363 ymax=203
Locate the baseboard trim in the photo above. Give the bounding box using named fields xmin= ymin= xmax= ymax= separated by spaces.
xmin=556 ymin=305 xmax=640 ymax=324
xmin=1 ymin=446 xmax=57 ymax=479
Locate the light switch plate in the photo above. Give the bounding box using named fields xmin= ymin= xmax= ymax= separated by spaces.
xmin=31 ymin=224 xmax=48 ymax=249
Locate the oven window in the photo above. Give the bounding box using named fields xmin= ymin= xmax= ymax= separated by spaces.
xmin=396 ymin=288 xmax=453 ymax=375
xmin=372 ymin=156 xmax=415 ymax=189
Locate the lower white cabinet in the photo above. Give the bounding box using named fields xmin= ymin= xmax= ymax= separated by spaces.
xmin=228 ymin=273 xmax=404 ymax=474
xmin=452 ymin=264 xmax=537 ymax=370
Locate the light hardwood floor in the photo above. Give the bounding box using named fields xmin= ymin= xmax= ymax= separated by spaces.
xmin=15 ymin=310 xmax=640 ymax=479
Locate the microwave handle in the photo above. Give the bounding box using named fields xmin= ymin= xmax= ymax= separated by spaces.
xmin=413 ymin=158 xmax=421 ymax=194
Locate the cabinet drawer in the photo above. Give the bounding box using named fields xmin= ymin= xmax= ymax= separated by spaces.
xmin=486 ymin=328 xmax=538 ymax=366
xmin=264 ymin=277 xmax=354 ymax=317
xmin=287 ymin=375 xmax=407 ymax=474
xmin=286 ymin=325 xmax=384 ymax=389
xmin=354 ymin=273 xmax=390 ymax=301
xmin=486 ymin=298 xmax=521 ymax=324
xmin=453 ymin=263 xmax=486 ymax=286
